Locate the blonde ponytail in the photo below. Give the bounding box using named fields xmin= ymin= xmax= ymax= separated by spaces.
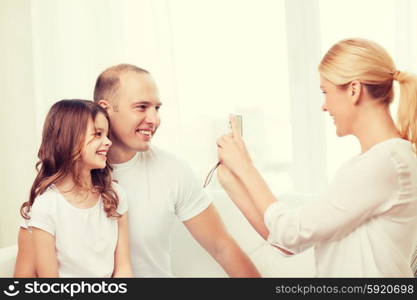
xmin=396 ymin=71 xmax=417 ymax=151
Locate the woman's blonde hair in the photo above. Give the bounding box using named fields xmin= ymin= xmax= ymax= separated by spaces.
xmin=319 ymin=38 xmax=417 ymax=150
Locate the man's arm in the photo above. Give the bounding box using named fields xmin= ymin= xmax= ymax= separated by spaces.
xmin=183 ymin=204 xmax=261 ymax=277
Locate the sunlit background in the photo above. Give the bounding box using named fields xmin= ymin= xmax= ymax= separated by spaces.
xmin=1 ymin=0 xmax=416 ymax=277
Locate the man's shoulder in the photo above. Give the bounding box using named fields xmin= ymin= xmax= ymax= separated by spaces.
xmin=110 ymin=181 xmax=125 ymax=196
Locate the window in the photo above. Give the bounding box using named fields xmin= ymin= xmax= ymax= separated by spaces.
xmin=168 ymin=0 xmax=293 ymax=192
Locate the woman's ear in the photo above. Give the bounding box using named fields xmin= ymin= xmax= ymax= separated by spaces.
xmin=349 ymin=80 xmax=362 ymax=105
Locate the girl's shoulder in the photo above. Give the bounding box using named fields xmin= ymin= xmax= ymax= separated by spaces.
xmin=29 ymin=185 xmax=61 ymax=219
xmin=33 ymin=185 xmax=61 ymax=206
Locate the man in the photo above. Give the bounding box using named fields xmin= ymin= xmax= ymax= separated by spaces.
xmin=94 ymin=64 xmax=260 ymax=277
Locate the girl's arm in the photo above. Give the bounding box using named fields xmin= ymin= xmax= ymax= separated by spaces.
xmin=14 ymin=227 xmax=37 ymax=277
xmin=31 ymin=227 xmax=59 ymax=277
xmin=113 ymin=213 xmax=133 ymax=277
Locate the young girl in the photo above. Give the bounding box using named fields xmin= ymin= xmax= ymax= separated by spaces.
xmin=216 ymin=38 xmax=417 ymax=277
xmin=14 ymin=99 xmax=132 ymax=277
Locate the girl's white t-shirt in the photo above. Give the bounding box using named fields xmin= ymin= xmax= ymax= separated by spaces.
xmin=26 ymin=183 xmax=127 ymax=277
xmin=265 ymin=138 xmax=417 ymax=277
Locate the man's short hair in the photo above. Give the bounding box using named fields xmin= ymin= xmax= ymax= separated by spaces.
xmin=93 ymin=64 xmax=149 ymax=107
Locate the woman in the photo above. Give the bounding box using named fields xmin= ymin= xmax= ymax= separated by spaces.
xmin=216 ymin=38 xmax=417 ymax=277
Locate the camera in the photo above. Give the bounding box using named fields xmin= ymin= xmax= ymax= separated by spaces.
xmin=230 ymin=113 xmax=243 ymax=136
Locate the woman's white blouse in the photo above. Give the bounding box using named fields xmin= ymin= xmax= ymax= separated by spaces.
xmin=264 ymin=138 xmax=417 ymax=277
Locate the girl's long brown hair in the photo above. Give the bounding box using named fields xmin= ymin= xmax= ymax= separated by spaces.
xmin=21 ymin=99 xmax=120 ymax=219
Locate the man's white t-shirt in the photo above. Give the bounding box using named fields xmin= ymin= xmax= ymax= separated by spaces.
xmin=26 ymin=183 xmax=127 ymax=277
xmin=265 ymin=138 xmax=417 ymax=277
xmin=111 ymin=146 xmax=212 ymax=277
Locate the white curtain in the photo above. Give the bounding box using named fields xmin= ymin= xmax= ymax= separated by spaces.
xmin=1 ymin=0 xmax=416 ymax=277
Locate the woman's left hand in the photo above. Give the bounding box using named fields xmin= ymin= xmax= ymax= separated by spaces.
xmin=217 ymin=115 xmax=253 ymax=176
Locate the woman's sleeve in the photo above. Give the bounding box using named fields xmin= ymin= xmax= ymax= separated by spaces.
xmin=264 ymin=153 xmax=400 ymax=255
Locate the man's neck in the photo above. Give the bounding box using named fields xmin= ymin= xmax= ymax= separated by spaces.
xmin=108 ymin=143 xmax=138 ymax=164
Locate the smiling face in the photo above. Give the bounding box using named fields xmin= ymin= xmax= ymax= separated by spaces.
xmin=105 ymin=71 xmax=162 ymax=155
xmin=320 ymin=75 xmax=358 ymax=137
xmin=81 ymin=112 xmax=112 ymax=170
